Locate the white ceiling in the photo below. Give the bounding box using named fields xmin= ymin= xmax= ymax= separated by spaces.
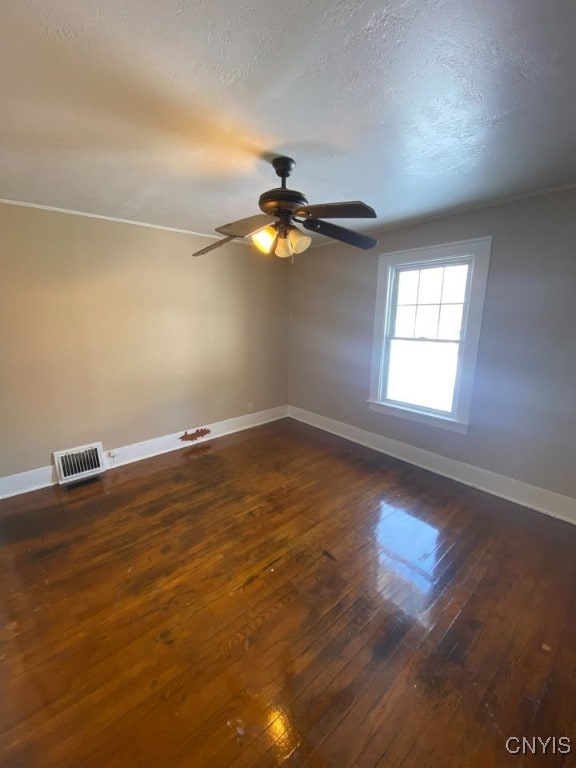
xmin=1 ymin=0 xmax=576 ymax=237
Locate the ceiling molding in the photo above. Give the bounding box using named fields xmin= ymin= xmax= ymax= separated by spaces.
xmin=2 ymin=181 xmax=576 ymax=254
xmin=0 ymin=198 xmax=246 ymax=243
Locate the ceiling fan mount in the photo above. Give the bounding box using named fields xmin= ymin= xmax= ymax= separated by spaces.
xmin=259 ymin=157 xmax=308 ymax=217
xmin=271 ymin=155 xmax=296 ymax=180
xmin=192 ymin=155 xmax=379 ymax=258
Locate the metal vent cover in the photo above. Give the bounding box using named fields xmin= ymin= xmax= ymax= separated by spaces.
xmin=53 ymin=442 xmax=106 ymax=485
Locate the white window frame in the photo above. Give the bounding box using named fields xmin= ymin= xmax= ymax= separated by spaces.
xmin=369 ymin=237 xmax=492 ymax=433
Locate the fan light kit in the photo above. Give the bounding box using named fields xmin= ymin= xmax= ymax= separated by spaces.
xmin=193 ymin=156 xmax=378 ymax=258
xmin=252 ymin=223 xmax=311 ymax=257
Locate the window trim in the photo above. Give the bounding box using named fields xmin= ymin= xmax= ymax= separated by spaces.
xmin=369 ymin=237 xmax=492 ymax=432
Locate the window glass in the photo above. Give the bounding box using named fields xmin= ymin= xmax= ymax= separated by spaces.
xmin=386 ymin=340 xmax=459 ymax=412
xmin=397 ymin=270 xmax=419 ymax=305
xmin=394 ymin=305 xmax=416 ymax=337
xmin=417 ymin=267 xmax=444 ymax=304
xmin=441 ymin=264 xmax=469 ymax=303
xmin=414 ymin=305 xmax=440 ymax=339
xmin=438 ymin=304 xmax=464 ymax=340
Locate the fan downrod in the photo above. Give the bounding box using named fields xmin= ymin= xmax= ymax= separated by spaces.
xmin=259 ymin=156 xmax=308 ymax=216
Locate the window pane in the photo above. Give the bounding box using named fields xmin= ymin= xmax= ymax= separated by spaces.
xmin=394 ymin=305 xmax=416 ymax=337
xmin=417 ymin=267 xmax=443 ymax=304
xmin=438 ymin=304 xmax=464 ymax=340
xmin=386 ymin=339 xmax=459 ymax=412
xmin=414 ymin=304 xmax=439 ymax=339
xmin=396 ymin=269 xmax=419 ymax=305
xmin=441 ymin=264 xmax=469 ymax=303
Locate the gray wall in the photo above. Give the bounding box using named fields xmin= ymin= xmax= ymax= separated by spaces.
xmin=288 ymin=189 xmax=576 ymax=499
xmin=0 ymin=204 xmax=288 ymax=475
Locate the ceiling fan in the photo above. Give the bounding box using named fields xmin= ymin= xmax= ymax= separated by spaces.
xmin=192 ymin=156 xmax=379 ymax=258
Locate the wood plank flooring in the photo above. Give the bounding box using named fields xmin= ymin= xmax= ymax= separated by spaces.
xmin=1 ymin=418 xmax=575 ymax=767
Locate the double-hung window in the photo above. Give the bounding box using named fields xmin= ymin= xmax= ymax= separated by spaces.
xmin=369 ymin=237 xmax=491 ymax=432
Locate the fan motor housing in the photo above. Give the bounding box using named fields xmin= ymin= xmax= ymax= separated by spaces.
xmin=259 ymin=187 xmax=308 ymax=216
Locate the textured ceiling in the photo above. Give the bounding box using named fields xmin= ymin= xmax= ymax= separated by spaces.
xmin=1 ymin=0 xmax=576 ymax=237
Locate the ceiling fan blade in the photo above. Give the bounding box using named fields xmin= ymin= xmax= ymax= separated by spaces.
xmin=215 ymin=214 xmax=276 ymax=238
xmin=192 ymin=235 xmax=236 ymax=257
xmin=295 ymin=201 xmax=376 ymax=219
xmin=302 ymin=219 xmax=378 ymax=250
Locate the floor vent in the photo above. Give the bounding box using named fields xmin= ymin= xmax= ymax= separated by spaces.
xmin=53 ymin=442 xmax=106 ymax=485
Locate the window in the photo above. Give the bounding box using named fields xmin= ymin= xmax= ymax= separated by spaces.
xmin=369 ymin=237 xmax=492 ymax=432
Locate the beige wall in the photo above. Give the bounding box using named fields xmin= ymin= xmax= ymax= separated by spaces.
xmin=0 ymin=204 xmax=287 ymax=476
xmin=2 ymin=190 xmax=575 ymax=498
xmin=288 ymin=189 xmax=576 ymax=499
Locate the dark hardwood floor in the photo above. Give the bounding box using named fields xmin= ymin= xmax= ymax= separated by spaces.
xmin=1 ymin=419 xmax=575 ymax=767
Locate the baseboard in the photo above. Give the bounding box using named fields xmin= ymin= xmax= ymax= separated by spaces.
xmin=288 ymin=406 xmax=576 ymax=527
xmin=0 ymin=466 xmax=58 ymax=501
xmin=0 ymin=406 xmax=289 ymax=501
xmin=4 ymin=404 xmax=575 ymax=527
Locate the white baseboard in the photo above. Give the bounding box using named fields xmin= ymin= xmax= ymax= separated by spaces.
xmin=0 ymin=465 xmax=58 ymax=500
xmin=288 ymin=406 xmax=576 ymax=527
xmin=3 ymin=403 xmax=575 ymax=528
xmin=0 ymin=406 xmax=289 ymax=501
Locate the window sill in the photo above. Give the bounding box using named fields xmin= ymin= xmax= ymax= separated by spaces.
xmin=367 ymin=400 xmax=469 ymax=434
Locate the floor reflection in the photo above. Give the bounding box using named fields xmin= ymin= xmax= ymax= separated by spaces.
xmin=375 ymin=502 xmax=443 ymax=621
xmin=266 ymin=706 xmax=299 ymax=762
